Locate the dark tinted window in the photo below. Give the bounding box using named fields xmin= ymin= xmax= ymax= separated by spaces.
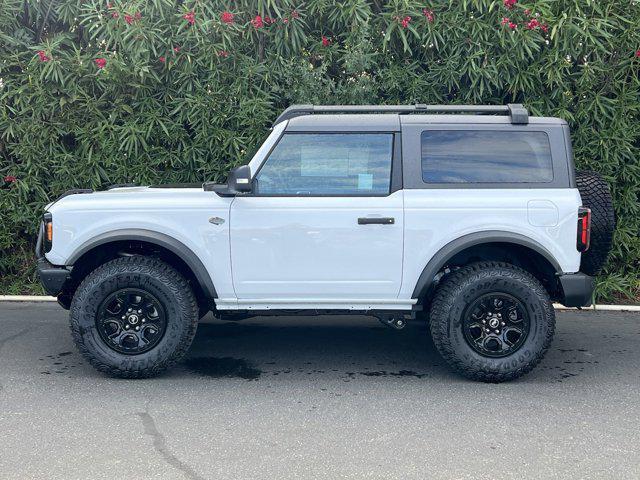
xmin=421 ymin=130 xmax=553 ymax=183
xmin=256 ymin=133 xmax=393 ymax=195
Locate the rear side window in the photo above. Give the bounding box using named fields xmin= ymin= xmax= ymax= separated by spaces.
xmin=421 ymin=130 xmax=553 ymax=184
xmin=255 ymin=133 xmax=393 ymax=195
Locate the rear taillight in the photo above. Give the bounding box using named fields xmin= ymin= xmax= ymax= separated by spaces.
xmin=43 ymin=212 xmax=53 ymax=253
xmin=577 ymin=207 xmax=591 ymax=252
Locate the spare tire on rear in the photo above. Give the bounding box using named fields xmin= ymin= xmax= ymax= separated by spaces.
xmin=575 ymin=170 xmax=616 ymax=275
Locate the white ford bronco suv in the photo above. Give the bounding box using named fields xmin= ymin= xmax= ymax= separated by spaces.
xmin=36 ymin=104 xmax=615 ymax=382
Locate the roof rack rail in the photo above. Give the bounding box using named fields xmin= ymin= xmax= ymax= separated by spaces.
xmin=274 ymin=103 xmax=529 ymax=125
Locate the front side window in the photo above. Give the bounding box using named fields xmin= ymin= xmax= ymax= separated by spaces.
xmin=421 ymin=130 xmax=553 ymax=183
xmin=255 ymin=133 xmax=393 ymax=195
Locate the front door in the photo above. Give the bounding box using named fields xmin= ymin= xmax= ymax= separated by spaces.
xmin=229 ymin=132 xmax=404 ymax=304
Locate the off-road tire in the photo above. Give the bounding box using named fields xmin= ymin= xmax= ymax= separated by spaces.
xmin=575 ymin=170 xmax=615 ymax=276
xmin=429 ymin=262 xmax=555 ymax=383
xmin=69 ymin=256 xmax=198 ymax=378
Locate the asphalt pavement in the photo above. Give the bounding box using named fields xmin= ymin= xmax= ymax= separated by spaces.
xmin=1 ymin=302 xmax=639 ymax=480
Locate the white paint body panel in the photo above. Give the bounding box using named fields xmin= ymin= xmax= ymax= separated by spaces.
xmin=399 ymin=188 xmax=582 ymax=299
xmin=45 ymin=188 xmax=236 ymax=299
xmin=228 ymin=192 xmax=404 ymax=302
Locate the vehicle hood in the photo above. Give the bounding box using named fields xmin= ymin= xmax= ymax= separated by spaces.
xmin=47 ymin=185 xmax=228 ymax=213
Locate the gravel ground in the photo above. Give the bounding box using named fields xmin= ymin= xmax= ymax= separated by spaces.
xmin=0 ymin=302 xmax=639 ymax=480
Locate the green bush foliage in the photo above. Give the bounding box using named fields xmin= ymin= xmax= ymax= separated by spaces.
xmin=1 ymin=0 xmax=639 ymax=300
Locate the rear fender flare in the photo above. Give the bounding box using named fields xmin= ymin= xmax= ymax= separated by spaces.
xmin=411 ymin=231 xmax=562 ymax=300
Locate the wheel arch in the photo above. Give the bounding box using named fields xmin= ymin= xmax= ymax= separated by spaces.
xmin=411 ymin=231 xmax=562 ymax=303
xmin=63 ymin=229 xmax=216 ymax=306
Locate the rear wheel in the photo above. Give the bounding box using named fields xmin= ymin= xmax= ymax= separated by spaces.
xmin=70 ymin=256 xmax=198 ymax=378
xmin=429 ymin=262 xmax=555 ymax=382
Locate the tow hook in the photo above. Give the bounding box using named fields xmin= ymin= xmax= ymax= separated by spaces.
xmin=376 ymin=314 xmax=407 ymax=330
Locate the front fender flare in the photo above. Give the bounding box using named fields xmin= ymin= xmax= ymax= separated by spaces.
xmin=67 ymin=229 xmax=217 ymax=299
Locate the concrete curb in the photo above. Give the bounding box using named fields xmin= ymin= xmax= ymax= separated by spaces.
xmin=1 ymin=295 xmax=58 ymax=302
xmin=1 ymin=295 xmax=639 ymax=311
xmin=552 ymin=303 xmax=640 ymax=312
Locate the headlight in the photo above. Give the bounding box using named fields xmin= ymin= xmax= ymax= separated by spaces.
xmin=43 ymin=212 xmax=53 ymax=253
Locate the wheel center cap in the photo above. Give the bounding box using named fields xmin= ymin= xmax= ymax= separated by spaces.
xmin=488 ymin=318 xmax=500 ymax=329
xmin=128 ymin=314 xmax=139 ymax=325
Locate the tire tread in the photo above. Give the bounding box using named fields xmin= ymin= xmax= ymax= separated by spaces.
xmin=69 ymin=256 xmax=198 ymax=378
xmin=429 ymin=261 xmax=555 ymax=383
xmin=575 ymin=170 xmax=615 ymax=275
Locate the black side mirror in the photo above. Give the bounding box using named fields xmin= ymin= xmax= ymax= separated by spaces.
xmin=227 ymin=165 xmax=252 ymax=193
xmin=203 ymin=165 xmax=252 ymax=195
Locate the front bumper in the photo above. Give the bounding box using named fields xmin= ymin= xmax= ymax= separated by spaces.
xmin=36 ymin=257 xmax=70 ymax=296
xmin=558 ymin=273 xmax=595 ymax=307
xmin=35 ymin=221 xmax=70 ymax=297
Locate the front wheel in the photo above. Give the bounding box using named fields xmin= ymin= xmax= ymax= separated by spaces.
xmin=429 ymin=262 xmax=555 ymax=382
xmin=69 ymin=256 xmax=199 ymax=378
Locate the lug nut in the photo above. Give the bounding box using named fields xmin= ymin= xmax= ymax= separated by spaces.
xmin=501 ymin=322 xmax=506 ymax=326
xmin=121 ymin=316 xmax=125 ymax=320
xmin=128 ymin=308 xmax=132 ymax=312
xmin=494 ymin=329 xmax=500 ymax=334
xmin=142 ymin=319 xmax=146 ymax=323
xmin=125 ymin=325 xmax=129 ymax=329
xmin=138 ymin=309 xmax=142 ymax=313
xmin=482 ymin=320 xmax=486 ymax=324
xmin=135 ymin=326 xmax=140 ymax=331
xmin=485 ymin=328 xmax=490 ymax=332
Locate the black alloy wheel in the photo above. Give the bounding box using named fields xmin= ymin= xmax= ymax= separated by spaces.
xmin=96 ymin=288 xmax=167 ymax=355
xmin=462 ymin=293 xmax=530 ymax=358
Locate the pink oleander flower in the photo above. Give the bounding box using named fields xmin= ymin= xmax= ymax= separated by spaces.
xmin=220 ymin=11 xmax=234 ymax=24
xmin=251 ymin=15 xmax=264 ymax=29
xmin=183 ymin=11 xmax=195 ymax=25
xmin=526 ymin=18 xmax=539 ymax=30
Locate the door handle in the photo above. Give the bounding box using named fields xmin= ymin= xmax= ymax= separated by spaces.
xmin=358 ymin=217 xmax=395 ymax=225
